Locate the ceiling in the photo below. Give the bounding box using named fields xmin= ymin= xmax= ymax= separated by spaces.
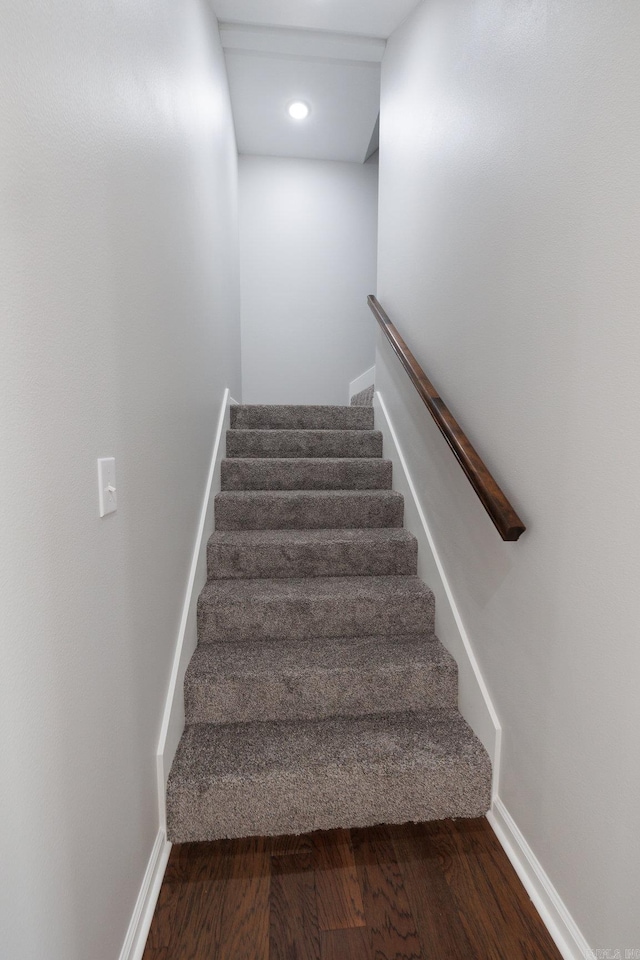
xmin=211 ymin=0 xmax=424 ymax=40
xmin=213 ymin=1 xmax=424 ymax=163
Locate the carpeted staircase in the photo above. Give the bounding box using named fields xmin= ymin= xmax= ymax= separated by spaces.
xmin=166 ymin=404 xmax=491 ymax=842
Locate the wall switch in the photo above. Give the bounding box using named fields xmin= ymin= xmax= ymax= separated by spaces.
xmin=97 ymin=458 xmax=117 ymax=517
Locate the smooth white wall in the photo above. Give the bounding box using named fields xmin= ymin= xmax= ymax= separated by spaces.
xmin=0 ymin=3 xmax=240 ymax=959
xmin=378 ymin=0 xmax=640 ymax=951
xmin=239 ymin=156 xmax=378 ymax=404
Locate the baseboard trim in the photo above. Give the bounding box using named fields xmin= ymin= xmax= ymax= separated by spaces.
xmin=156 ymin=387 xmax=233 ymax=827
xmin=348 ymin=365 xmax=376 ymax=403
xmin=118 ymin=830 xmax=171 ymax=960
xmin=374 ymin=389 xmax=501 ymax=785
xmin=124 ymin=389 xmax=232 ymax=960
xmin=374 ymin=387 xmax=589 ymax=960
xmin=488 ymin=798 xmax=591 ymax=960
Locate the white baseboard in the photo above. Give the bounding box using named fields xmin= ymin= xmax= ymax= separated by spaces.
xmin=156 ymin=388 xmax=233 ymax=826
xmin=348 ymin=365 xmax=376 ymax=403
xmin=374 ymin=389 xmax=501 ymax=779
xmin=120 ymin=389 xmax=233 ymax=960
xmin=118 ymin=830 xmax=171 ymax=960
xmin=374 ymin=388 xmax=591 ymax=958
xmin=488 ymin=798 xmax=591 ymax=960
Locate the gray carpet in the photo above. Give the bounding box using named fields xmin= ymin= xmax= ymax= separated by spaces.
xmin=184 ymin=635 xmax=458 ymax=725
xmin=214 ymin=488 xmax=404 ymax=530
xmin=167 ymin=403 xmax=491 ymax=842
xmin=231 ymin=404 xmax=373 ymax=430
xmin=226 ymin=428 xmax=383 ymax=459
xmin=207 ymin=528 xmax=418 ymax=579
xmin=167 ymin=711 xmax=490 ymax=842
xmin=197 ymin=575 xmax=435 ymax=643
xmin=351 ymin=384 xmax=375 ymax=406
xmin=221 ymin=457 xmax=393 ymax=491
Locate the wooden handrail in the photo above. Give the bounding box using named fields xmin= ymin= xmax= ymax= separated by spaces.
xmin=368 ymin=295 xmax=526 ymax=542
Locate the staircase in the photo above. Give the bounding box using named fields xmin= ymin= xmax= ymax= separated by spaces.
xmin=166 ymin=404 xmax=491 ymax=843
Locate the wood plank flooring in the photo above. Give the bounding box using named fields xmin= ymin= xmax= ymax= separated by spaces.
xmin=143 ymin=819 xmax=561 ymax=960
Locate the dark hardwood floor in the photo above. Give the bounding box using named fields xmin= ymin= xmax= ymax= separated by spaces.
xmin=143 ymin=818 xmax=561 ymax=959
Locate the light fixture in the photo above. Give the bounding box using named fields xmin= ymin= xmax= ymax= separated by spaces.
xmin=288 ymin=101 xmax=310 ymax=121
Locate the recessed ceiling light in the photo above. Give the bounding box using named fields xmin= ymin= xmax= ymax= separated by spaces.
xmin=288 ymin=101 xmax=310 ymax=121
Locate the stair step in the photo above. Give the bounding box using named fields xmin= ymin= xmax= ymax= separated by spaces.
xmin=208 ymin=528 xmax=418 ymax=579
xmin=166 ymin=710 xmax=492 ymax=842
xmin=214 ymin=489 xmax=403 ymax=531
xmin=221 ymin=457 xmax=392 ymax=491
xmin=350 ymin=385 xmax=374 ymax=407
xmin=230 ymin=404 xmax=374 ymax=431
xmin=226 ymin=429 xmax=383 ymax=459
xmin=184 ymin=634 xmax=457 ymax=725
xmin=197 ymin=575 xmax=434 ymax=643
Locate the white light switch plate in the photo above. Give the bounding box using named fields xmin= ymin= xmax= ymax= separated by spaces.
xmin=97 ymin=458 xmax=117 ymax=517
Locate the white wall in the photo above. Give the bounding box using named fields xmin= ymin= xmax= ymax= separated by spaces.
xmin=239 ymin=156 xmax=378 ymax=404
xmin=0 ymin=3 xmax=240 ymax=959
xmin=378 ymin=0 xmax=640 ymax=952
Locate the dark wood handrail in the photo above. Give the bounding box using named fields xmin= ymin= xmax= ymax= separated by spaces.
xmin=368 ymin=295 xmax=526 ymax=542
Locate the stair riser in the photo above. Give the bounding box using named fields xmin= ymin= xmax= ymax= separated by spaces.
xmin=167 ymin=762 xmax=490 ymax=843
xmin=221 ymin=458 xmax=392 ymax=491
xmin=208 ymin=537 xmax=418 ymax=579
xmin=197 ymin=592 xmax=434 ymax=643
xmin=185 ymin=661 xmax=457 ymax=725
xmin=226 ymin=430 xmax=383 ymax=459
xmin=215 ymin=492 xmax=403 ymax=531
xmin=231 ymin=405 xmax=374 ymax=431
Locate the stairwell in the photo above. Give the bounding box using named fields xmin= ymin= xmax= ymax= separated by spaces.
xmin=166 ymin=403 xmax=491 ymax=842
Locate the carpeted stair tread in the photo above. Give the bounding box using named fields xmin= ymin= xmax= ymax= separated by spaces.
xmin=197 ymin=575 xmax=434 ymax=643
xmin=208 ymin=528 xmax=418 ymax=579
xmin=226 ymin=429 xmax=383 ymax=460
xmin=230 ymin=404 xmax=374 ymax=431
xmin=215 ymin=489 xmax=403 ymax=531
xmin=185 ymin=634 xmax=457 ymax=724
xmin=350 ymin=385 xmax=375 ymax=407
xmin=221 ymin=457 xmax=392 ymax=491
xmin=166 ymin=709 xmax=492 ymax=842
